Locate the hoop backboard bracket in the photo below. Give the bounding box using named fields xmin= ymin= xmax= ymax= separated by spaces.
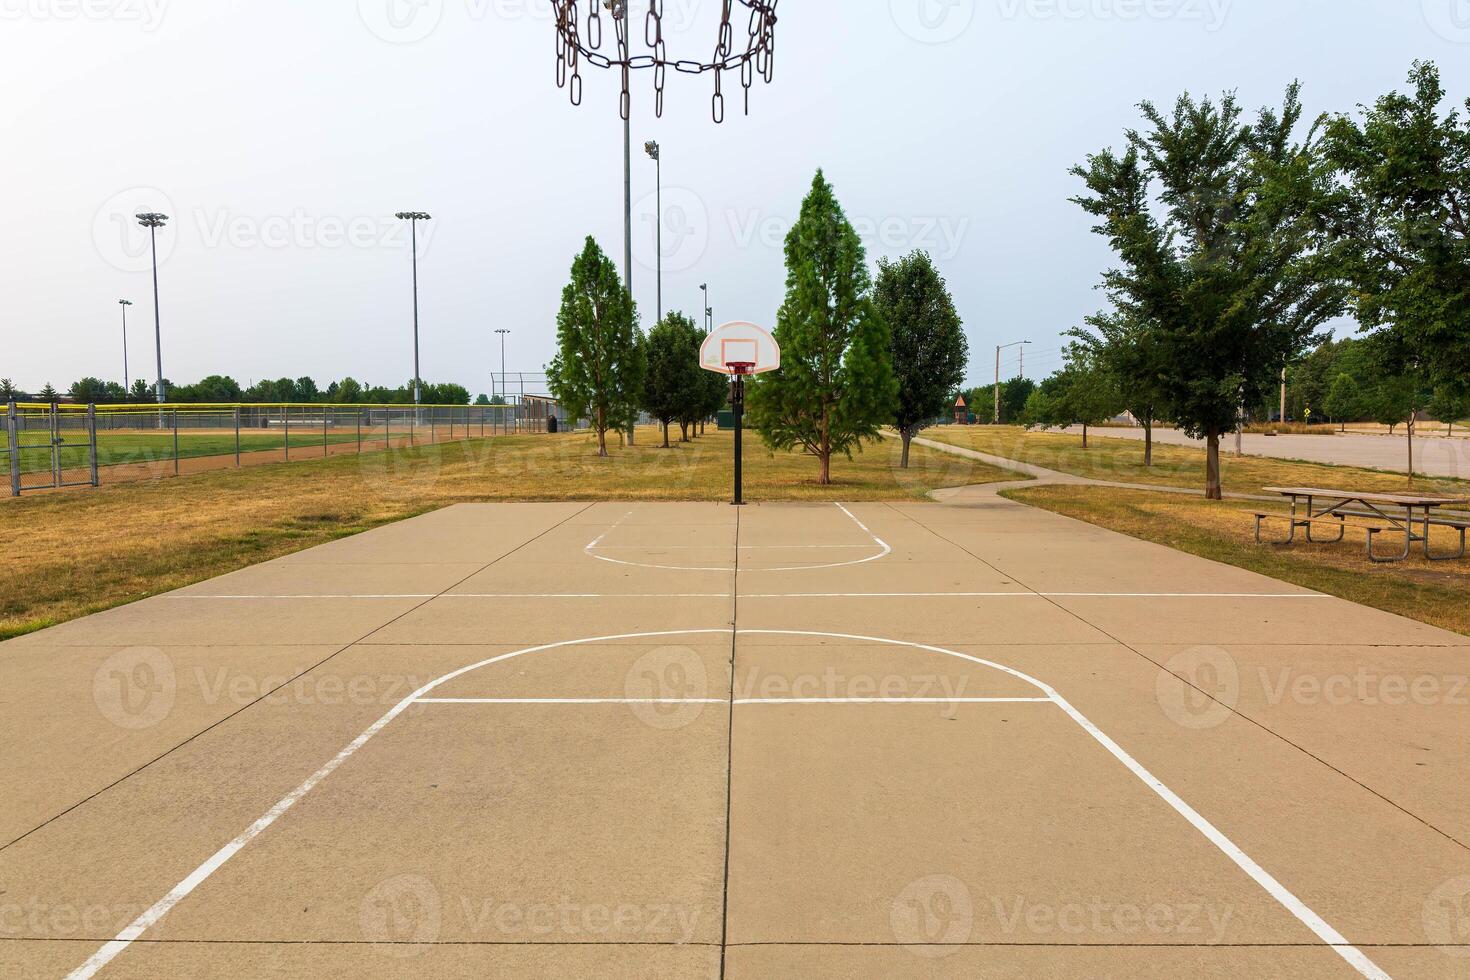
xmin=701 ymin=322 xmax=781 ymax=376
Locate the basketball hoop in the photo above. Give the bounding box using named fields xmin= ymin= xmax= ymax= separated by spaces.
xmin=552 ymin=0 xmax=780 ymax=123
xmin=696 ymin=322 xmax=779 ymax=506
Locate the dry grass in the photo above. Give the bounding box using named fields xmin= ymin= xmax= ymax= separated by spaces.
xmin=0 ymin=428 xmax=1014 ymax=639
xmin=923 ymin=425 xmax=1470 ymax=496
xmin=1005 ymin=485 xmax=1470 ymax=636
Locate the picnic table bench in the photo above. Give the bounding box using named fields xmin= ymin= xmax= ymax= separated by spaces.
xmin=1254 ymin=487 xmax=1470 ymax=563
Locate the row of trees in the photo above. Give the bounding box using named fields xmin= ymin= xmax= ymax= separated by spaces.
xmin=548 ymin=171 xmax=972 ymax=481
xmin=1031 ymin=61 xmax=1467 ymax=496
xmin=3 ymin=376 xmax=475 ymax=406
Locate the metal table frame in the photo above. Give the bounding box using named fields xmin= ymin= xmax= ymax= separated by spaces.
xmin=1260 ymin=488 xmax=1470 ymax=563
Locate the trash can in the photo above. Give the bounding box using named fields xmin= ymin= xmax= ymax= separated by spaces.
xmin=547 ymin=415 xmax=558 ymax=434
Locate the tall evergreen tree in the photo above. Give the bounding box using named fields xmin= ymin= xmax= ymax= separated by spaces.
xmin=547 ymin=237 xmax=643 ymax=457
xmin=747 ymin=170 xmax=898 ymax=484
xmin=874 ymin=250 xmax=969 ymax=468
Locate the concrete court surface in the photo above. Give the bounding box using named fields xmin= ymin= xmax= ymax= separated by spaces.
xmin=2 ymin=496 xmax=1469 ymax=979
xmin=1056 ymin=424 xmax=1470 ymax=480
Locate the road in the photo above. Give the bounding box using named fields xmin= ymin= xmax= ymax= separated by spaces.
xmin=1059 ymin=425 xmax=1470 ymax=481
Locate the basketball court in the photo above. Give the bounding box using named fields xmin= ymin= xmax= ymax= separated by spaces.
xmin=3 ymin=494 xmax=1468 ymax=978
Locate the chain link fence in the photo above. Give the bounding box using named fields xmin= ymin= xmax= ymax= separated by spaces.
xmin=5 ymin=398 xmax=577 ymax=497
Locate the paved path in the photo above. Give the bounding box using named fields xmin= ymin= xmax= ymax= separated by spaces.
xmin=1055 ymin=425 xmax=1470 ymax=481
xmin=2 ymin=500 xmax=1466 ymax=978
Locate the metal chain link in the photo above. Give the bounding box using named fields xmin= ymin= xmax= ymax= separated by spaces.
xmin=552 ymin=0 xmax=778 ymax=123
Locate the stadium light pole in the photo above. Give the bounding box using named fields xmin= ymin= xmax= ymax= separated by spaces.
xmin=135 ymin=213 xmax=169 ymax=410
xmin=495 ymin=328 xmax=510 ymax=430
xmin=606 ymin=0 xmax=635 ymax=446
xmin=700 ymin=283 xmax=709 ymax=330
xmin=395 ymin=212 xmax=432 ymax=411
xmin=118 ymin=299 xmax=133 ymax=393
xmin=645 ymin=140 xmax=661 ymax=324
xmin=994 ymin=340 xmax=1030 ymax=424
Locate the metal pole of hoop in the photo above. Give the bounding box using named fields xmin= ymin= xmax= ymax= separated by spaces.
xmin=730 ymin=363 xmax=752 ymax=506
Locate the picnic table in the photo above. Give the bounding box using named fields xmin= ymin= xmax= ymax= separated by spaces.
xmin=1256 ymin=487 xmax=1470 ymax=563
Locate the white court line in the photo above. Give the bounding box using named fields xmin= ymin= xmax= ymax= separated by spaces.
xmin=413 ymin=697 xmax=1054 ymax=705
xmin=583 ymin=502 xmax=893 ymax=572
xmin=167 ymin=592 xmax=1328 ymax=601
xmin=69 ymin=628 xmax=1387 ymax=980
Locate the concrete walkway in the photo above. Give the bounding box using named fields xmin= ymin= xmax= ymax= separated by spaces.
xmin=2 ymin=498 xmax=1466 ymax=978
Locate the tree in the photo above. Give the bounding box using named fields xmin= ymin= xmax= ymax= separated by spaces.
xmin=1072 ymin=85 xmax=1345 ymax=498
xmin=1324 ymin=372 xmax=1363 ymax=431
xmin=69 ymin=378 xmax=110 ymax=404
xmin=1068 ymin=305 xmax=1170 ymax=465
xmin=1022 ymin=354 xmax=1123 ymax=448
xmin=547 ymin=236 xmax=644 ymax=456
xmin=1362 ymin=329 xmax=1433 ymax=481
xmin=688 ymin=332 xmax=729 ymax=439
xmin=747 ymin=170 xmax=898 ymax=484
xmin=1429 ymin=386 xmax=1469 ymax=437
xmin=874 ymin=251 xmax=969 ymax=468
xmin=0 ymin=379 xmax=16 ymax=401
xmin=38 ymin=383 xmax=58 ymax=402
xmin=333 ymin=378 xmax=365 ymax=403
xmin=129 ymin=379 xmax=151 ymax=402
xmin=474 ymin=393 xmax=491 ymax=406
xmin=642 ymin=312 xmax=704 ymax=447
xmin=1325 ymin=62 xmax=1470 ymax=399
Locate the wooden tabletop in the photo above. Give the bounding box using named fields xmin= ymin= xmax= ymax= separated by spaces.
xmin=1264 ymin=487 xmax=1470 ymax=507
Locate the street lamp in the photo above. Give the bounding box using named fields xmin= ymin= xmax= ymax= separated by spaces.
xmin=645 ymin=140 xmax=661 ymax=324
xmin=495 ymin=328 xmax=510 ymax=432
xmin=135 ymin=213 xmax=169 ymax=405
xmin=394 ymin=212 xmax=432 ymax=409
xmin=994 ymin=340 xmax=1031 ymax=424
xmin=118 ymin=299 xmax=133 ymax=393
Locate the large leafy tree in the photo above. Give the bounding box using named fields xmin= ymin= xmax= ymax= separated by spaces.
xmin=748 ymin=170 xmax=898 ymax=484
xmin=1325 ymin=61 xmax=1469 ymax=400
xmin=547 ymin=236 xmax=644 ymax=456
xmin=874 ymin=250 xmax=969 ymax=468
xmin=686 ymin=331 xmax=728 ymax=440
xmin=1068 ymin=304 xmax=1170 ymax=465
xmin=642 ymin=312 xmax=704 ymax=447
xmin=1073 ymin=85 xmax=1345 ymax=498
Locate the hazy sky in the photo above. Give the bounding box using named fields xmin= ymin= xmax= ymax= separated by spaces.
xmin=3 ymin=0 xmax=1467 ymax=396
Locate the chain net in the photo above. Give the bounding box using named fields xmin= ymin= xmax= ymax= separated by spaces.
xmin=553 ymin=0 xmax=779 ymax=123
